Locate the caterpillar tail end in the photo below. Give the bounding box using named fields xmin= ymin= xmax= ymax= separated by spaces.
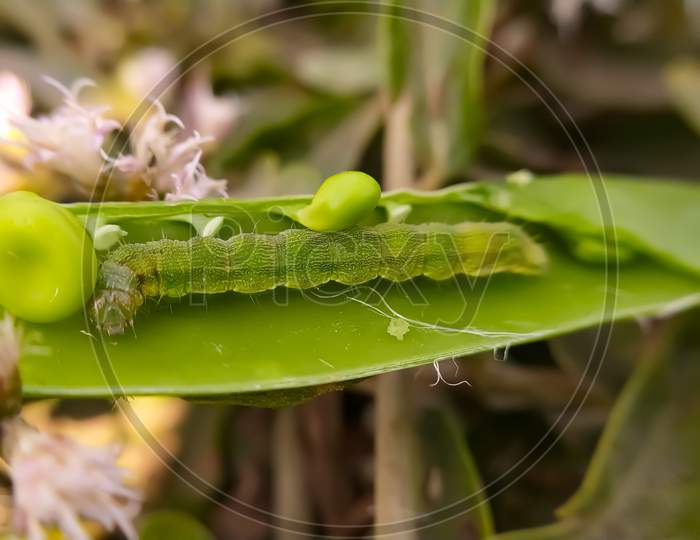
xmin=524 ymin=236 xmax=549 ymax=274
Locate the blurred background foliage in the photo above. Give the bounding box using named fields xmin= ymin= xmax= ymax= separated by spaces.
xmin=1 ymin=1 xmax=700 ymax=539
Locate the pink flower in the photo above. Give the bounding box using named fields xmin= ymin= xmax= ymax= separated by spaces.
xmin=4 ymin=75 xmax=228 ymax=201
xmin=164 ymin=149 xmax=228 ymax=201
xmin=9 ymin=77 xmax=120 ymax=192
xmin=2 ymin=418 xmax=141 ymax=540
xmin=0 ymin=315 xmax=139 ymax=540
xmin=112 ymin=100 xmax=227 ymax=199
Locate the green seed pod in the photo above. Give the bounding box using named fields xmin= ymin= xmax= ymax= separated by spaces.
xmin=0 ymin=191 xmax=97 ymax=322
xmin=296 ymin=171 xmax=381 ymax=232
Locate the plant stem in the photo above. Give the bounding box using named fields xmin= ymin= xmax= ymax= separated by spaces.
xmin=375 ymin=41 xmax=420 ymax=534
xmin=375 ymin=370 xmax=419 ymax=539
xmin=383 ymin=90 xmax=415 ymax=191
xmin=273 ymin=407 xmax=311 ymax=540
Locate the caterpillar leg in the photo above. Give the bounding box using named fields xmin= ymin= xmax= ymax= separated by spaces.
xmin=90 ymin=261 xmax=144 ymax=335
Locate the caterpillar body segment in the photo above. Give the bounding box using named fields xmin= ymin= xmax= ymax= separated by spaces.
xmin=91 ymin=222 xmax=547 ymax=334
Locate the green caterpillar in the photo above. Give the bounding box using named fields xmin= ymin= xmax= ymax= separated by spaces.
xmin=91 ymin=222 xmax=547 ymax=334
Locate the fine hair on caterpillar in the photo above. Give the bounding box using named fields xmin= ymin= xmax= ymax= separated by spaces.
xmin=90 ymin=221 xmax=547 ymax=335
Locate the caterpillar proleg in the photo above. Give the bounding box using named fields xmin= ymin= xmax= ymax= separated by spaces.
xmin=90 ymin=222 xmax=547 ymax=334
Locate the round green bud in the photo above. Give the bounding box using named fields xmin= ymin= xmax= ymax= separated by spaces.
xmin=296 ymin=171 xmax=381 ymax=232
xmin=0 ymin=191 xmax=97 ymax=322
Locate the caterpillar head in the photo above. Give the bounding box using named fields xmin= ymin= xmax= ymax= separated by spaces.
xmin=90 ymin=262 xmax=143 ymax=335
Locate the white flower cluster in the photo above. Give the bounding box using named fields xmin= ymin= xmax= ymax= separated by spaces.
xmin=8 ymin=78 xmax=119 ymax=193
xmin=3 ymin=418 xmax=141 ymax=540
xmin=111 ymin=101 xmax=227 ymax=200
xmin=0 ymin=314 xmax=141 ymax=540
xmin=6 ymin=77 xmax=227 ymax=200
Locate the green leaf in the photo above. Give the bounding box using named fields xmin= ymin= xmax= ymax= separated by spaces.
xmin=15 ymin=175 xmax=700 ymax=400
xmin=380 ymin=2 xmax=412 ymax=101
xmin=488 ymin=317 xmax=700 ymax=539
xmin=445 ymin=0 xmax=497 ymax=175
xmin=418 ymin=404 xmax=494 ymax=539
xmin=468 ymin=175 xmax=700 ymax=275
